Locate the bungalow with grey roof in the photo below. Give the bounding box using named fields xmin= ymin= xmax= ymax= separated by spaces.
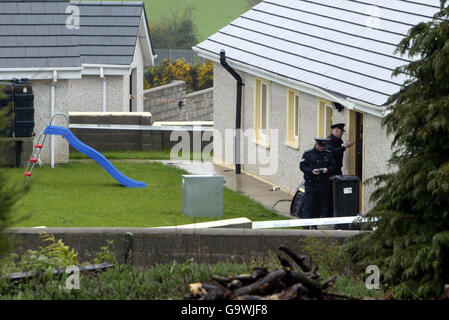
xmin=0 ymin=0 xmax=155 ymax=165
xmin=193 ymin=0 xmax=442 ymax=214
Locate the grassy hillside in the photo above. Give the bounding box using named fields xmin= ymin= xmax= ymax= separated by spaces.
xmin=148 ymin=0 xmax=250 ymax=42
xmin=110 ymin=0 xmax=251 ymax=43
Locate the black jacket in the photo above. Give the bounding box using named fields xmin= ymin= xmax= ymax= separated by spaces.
xmin=327 ymin=133 xmax=345 ymax=173
xmin=299 ymin=147 xmax=336 ymax=184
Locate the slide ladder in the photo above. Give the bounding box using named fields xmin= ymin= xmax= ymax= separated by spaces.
xmin=24 ymin=113 xmax=146 ymax=188
xmin=23 ymin=114 xmax=60 ymax=184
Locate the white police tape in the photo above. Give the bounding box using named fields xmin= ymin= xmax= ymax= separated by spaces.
xmin=252 ymin=216 xmax=376 ymax=229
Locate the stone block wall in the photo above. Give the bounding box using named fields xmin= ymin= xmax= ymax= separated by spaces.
xmin=143 ymin=81 xmax=213 ymax=122
xmin=5 ymin=228 xmax=359 ymax=266
xmin=68 ymin=112 xmax=212 ymax=152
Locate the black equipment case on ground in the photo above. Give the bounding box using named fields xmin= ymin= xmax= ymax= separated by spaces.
xmin=0 ymin=79 xmax=34 ymax=138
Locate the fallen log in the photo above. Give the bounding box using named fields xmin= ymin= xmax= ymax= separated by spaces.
xmin=227 ymin=279 xmax=243 ymax=290
xmin=233 ymin=269 xmax=287 ymax=297
xmin=285 ymin=270 xmax=322 ymax=297
xmin=212 ymin=268 xmax=269 ymax=287
xmin=322 ymin=275 xmax=338 ymax=290
xmin=200 ymin=286 xmax=234 ymax=300
xmin=263 ymin=283 xmax=305 ymax=300
xmin=186 ymin=246 xmax=363 ymax=301
xmin=278 ymin=245 xmax=312 ymax=272
xmin=211 ymin=274 xmax=230 ymax=286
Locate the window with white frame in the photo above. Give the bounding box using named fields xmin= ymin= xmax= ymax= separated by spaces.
xmin=286 ymin=89 xmax=300 ymax=149
xmin=254 ymin=78 xmax=271 ymax=145
xmin=259 ymin=81 xmax=270 ymax=138
xmin=318 ymin=100 xmax=334 ymax=137
xmin=294 ymin=94 xmax=300 ymax=140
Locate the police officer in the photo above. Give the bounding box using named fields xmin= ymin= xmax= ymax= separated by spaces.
xmin=327 ymin=123 xmax=355 ymax=175
xmin=327 ymin=123 xmax=355 ymax=219
xmin=299 ymin=138 xmax=337 ymax=229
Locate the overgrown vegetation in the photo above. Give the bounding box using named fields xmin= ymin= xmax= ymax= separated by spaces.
xmin=144 ymin=58 xmax=213 ymax=92
xmin=299 ymin=236 xmax=386 ymax=299
xmin=0 ymin=234 xmax=384 ymax=300
xmin=0 ymin=89 xmax=26 ymax=258
xmin=0 ymin=233 xmax=79 ymax=276
xmin=344 ymin=1 xmax=449 ymax=299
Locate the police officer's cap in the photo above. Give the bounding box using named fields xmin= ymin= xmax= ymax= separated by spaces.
xmin=331 ymin=123 xmax=345 ymax=132
xmin=314 ymin=138 xmax=329 ymax=147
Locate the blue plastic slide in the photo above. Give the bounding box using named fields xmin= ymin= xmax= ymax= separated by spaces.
xmin=43 ymin=125 xmax=147 ymax=188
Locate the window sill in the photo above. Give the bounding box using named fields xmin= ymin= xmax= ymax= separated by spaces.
xmin=252 ymin=138 xmax=270 ymax=149
xmin=284 ymin=141 xmax=299 ymax=150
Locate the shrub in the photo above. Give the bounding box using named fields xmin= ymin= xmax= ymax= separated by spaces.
xmin=344 ymin=2 xmax=449 ymax=299
xmin=0 ymin=233 xmax=79 ymax=276
xmin=0 ymin=88 xmax=26 ymax=259
xmin=144 ymin=58 xmax=213 ymax=92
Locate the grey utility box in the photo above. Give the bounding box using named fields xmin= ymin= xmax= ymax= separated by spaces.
xmin=182 ymin=175 xmax=224 ymax=217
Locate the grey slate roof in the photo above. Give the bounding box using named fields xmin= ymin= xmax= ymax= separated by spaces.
xmin=194 ymin=0 xmax=442 ymax=107
xmin=0 ymin=0 xmax=150 ymax=68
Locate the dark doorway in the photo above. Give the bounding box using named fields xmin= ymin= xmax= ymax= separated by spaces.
xmin=129 ymin=68 xmax=137 ymax=112
xmin=354 ymin=112 xmax=364 ymax=213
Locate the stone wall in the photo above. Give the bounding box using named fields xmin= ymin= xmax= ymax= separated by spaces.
xmin=5 ymin=228 xmax=360 ymax=266
xmin=68 ymin=112 xmax=212 ymax=152
xmin=143 ymin=81 xmax=213 ymax=122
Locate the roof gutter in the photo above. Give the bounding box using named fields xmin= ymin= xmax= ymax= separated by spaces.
xmin=220 ymin=50 xmax=243 ymax=174
xmin=82 ymin=64 xmax=132 ymax=76
xmin=0 ymin=67 xmax=82 ymax=80
xmin=0 ymin=64 xmax=133 ymax=80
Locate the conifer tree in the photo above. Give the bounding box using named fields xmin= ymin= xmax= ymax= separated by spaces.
xmin=0 ymin=88 xmax=24 ymax=258
xmin=345 ymin=1 xmax=449 ymax=299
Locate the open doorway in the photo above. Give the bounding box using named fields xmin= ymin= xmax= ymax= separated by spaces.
xmin=347 ymin=110 xmax=364 ymax=213
xmin=129 ymin=68 xmax=137 ymax=112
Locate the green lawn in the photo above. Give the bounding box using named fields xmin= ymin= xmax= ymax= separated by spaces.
xmin=6 ymin=161 xmax=284 ymax=228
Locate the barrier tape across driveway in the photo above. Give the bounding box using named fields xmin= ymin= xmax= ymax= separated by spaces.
xmin=252 ymin=216 xmax=376 ymax=229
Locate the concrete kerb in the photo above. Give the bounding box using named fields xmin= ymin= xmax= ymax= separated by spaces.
xmin=4 ymin=227 xmax=361 ymax=266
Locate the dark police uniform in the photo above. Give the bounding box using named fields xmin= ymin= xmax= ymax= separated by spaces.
xmin=327 ymin=123 xmax=348 ymax=218
xmin=327 ymin=133 xmax=345 ymax=176
xmin=299 ymin=142 xmax=336 ymax=221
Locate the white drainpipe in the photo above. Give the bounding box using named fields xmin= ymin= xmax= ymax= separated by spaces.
xmin=51 ymin=70 xmax=58 ymax=168
xmin=101 ymin=67 xmax=107 ymax=112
